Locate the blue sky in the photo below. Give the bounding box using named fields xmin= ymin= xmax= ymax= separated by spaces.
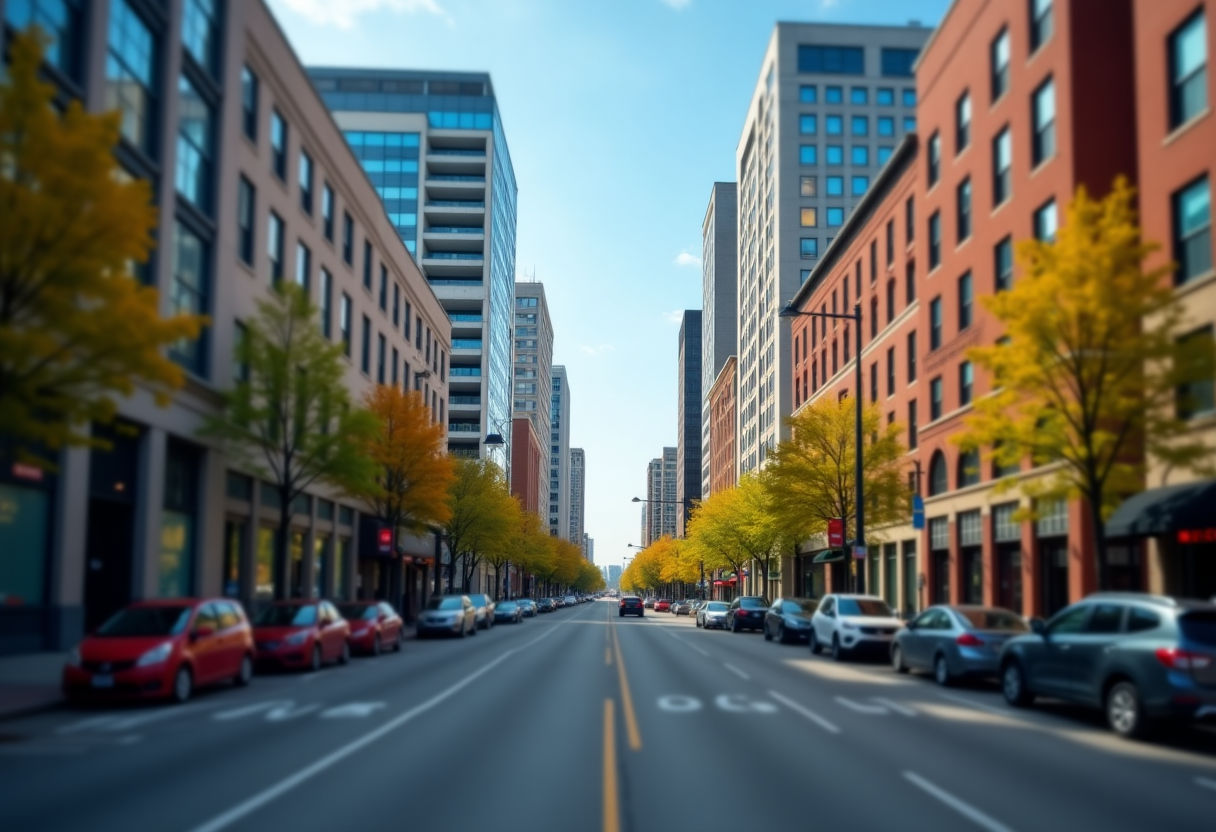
xmin=267 ymin=0 xmax=951 ymax=570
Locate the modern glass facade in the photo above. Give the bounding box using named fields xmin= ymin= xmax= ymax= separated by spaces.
xmin=343 ymin=131 xmax=420 ymax=252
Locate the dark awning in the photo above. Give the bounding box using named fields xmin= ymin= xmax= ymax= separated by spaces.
xmin=1106 ymin=479 xmax=1216 ymax=538
xmin=812 ymin=550 xmax=844 ymax=564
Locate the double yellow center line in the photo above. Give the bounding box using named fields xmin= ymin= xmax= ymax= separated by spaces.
xmin=604 ymin=604 xmax=643 ymax=832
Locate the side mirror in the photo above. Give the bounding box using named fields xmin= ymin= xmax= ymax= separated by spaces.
xmin=904 ymin=619 xmax=917 ymax=631
xmin=1030 ymin=618 xmax=1046 ymax=635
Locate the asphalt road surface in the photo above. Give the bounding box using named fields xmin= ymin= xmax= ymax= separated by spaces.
xmin=2 ymin=599 xmax=1214 ymax=832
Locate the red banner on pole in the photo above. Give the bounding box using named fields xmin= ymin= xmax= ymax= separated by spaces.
xmin=827 ymin=518 xmax=844 ymax=548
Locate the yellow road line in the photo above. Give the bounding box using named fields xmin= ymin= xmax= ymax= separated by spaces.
xmin=611 ymin=624 xmax=642 ymax=751
xmin=603 ymin=699 xmax=620 ymax=832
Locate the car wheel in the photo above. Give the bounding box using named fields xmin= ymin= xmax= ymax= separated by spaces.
xmin=831 ymin=635 xmax=845 ymax=662
xmin=310 ymin=644 xmax=322 ymax=671
xmin=1001 ymin=660 xmax=1034 ymax=707
xmin=764 ymin=622 xmax=773 ymax=641
xmin=778 ymin=623 xmax=789 ymax=644
xmin=695 ymin=617 xmax=701 ymax=628
xmin=731 ymin=618 xmax=740 ymax=633
xmin=934 ymin=654 xmax=954 ymax=687
xmin=372 ymin=633 xmax=382 ymax=656
xmin=619 ymin=611 xmax=624 ymax=617
xmin=338 ymin=642 xmax=351 ymax=665
xmin=1107 ymin=681 xmax=1151 ymax=739
xmin=891 ymin=645 xmax=908 ymax=674
xmin=810 ymin=631 xmax=822 ymax=655
xmin=235 ymin=654 xmax=254 ymax=686
xmin=171 ymin=665 xmax=193 ymax=703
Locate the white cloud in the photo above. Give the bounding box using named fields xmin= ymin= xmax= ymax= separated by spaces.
xmin=663 ymin=310 xmax=684 ymax=325
xmin=277 ymin=0 xmax=448 ymax=29
xmin=660 ymin=0 xmax=693 ymax=9
xmin=579 ymin=343 xmax=616 ymax=356
xmin=673 ymin=251 xmax=701 ymax=268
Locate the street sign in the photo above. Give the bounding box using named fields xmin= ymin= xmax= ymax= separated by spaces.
xmin=911 ymin=495 xmax=925 ymax=530
xmin=827 ymin=518 xmax=844 ymax=548
xmin=852 ymin=544 xmax=867 ymax=559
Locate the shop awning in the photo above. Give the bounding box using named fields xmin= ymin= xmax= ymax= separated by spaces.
xmin=1106 ymin=479 xmax=1216 ymax=538
xmin=812 ymin=549 xmax=844 ymax=564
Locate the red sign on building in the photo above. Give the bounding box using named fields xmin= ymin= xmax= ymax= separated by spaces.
xmin=827 ymin=518 xmax=844 ymax=549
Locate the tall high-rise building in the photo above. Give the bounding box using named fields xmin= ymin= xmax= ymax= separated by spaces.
xmin=569 ymin=447 xmax=585 ymax=548
xmin=584 ymin=534 xmax=594 ymax=564
xmin=701 ymin=183 xmax=738 ymax=498
xmin=677 ymin=311 xmax=703 ymax=537
xmin=608 ymin=564 xmax=622 ymax=589
xmin=549 ymin=367 xmax=571 ymax=538
xmin=307 ymin=67 xmax=519 ymax=461
xmin=643 ymin=448 xmax=679 ymax=544
xmin=735 ymin=23 xmax=930 ymax=474
xmin=513 ymin=282 xmax=553 ymax=492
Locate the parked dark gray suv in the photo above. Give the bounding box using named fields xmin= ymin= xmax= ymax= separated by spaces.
xmin=998 ymin=593 xmax=1216 ymax=739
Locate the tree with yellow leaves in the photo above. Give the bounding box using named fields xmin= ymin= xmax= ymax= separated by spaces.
xmin=684 ymin=474 xmax=784 ymax=590
xmin=442 ymin=457 xmax=516 ymax=592
xmin=955 ymin=178 xmax=1214 ymax=587
xmin=0 ymin=32 xmax=203 ymax=465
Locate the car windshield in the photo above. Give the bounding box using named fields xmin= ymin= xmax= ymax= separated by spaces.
xmin=954 ymin=608 xmax=1029 ymax=631
xmin=426 ymin=597 xmax=465 ymax=611
xmin=1180 ymin=612 xmax=1216 ymax=646
xmin=739 ymin=597 xmax=770 ymax=609
xmin=254 ymin=605 xmax=317 ymax=626
xmin=498 ymin=601 xmax=518 ymax=611
xmin=785 ymin=599 xmax=819 ymax=614
xmin=337 ymin=604 xmax=378 ymax=620
xmin=706 ymin=602 xmax=729 ymax=611
xmin=837 ymin=598 xmax=893 ymax=617
xmin=467 ymin=595 xmax=489 ymax=606
xmin=96 ymin=606 xmax=191 ymax=637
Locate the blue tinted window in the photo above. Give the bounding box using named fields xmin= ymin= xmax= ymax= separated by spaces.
xmin=799 ymin=45 xmax=866 ymax=75
xmin=825 ymin=86 xmax=843 ymax=104
xmin=799 ymin=145 xmax=818 ymax=165
xmin=902 ymin=88 xmax=917 ymax=106
xmin=801 ymin=269 xmax=813 ymax=284
xmin=827 ymin=207 xmax=845 ymax=227
xmin=850 ymin=87 xmax=868 ymax=104
xmin=851 ymin=115 xmax=869 ymax=136
xmin=878 ymin=146 xmax=894 ymax=165
xmin=826 ymin=176 xmax=844 ymax=196
xmin=800 ymin=85 xmax=818 ymax=103
xmin=852 ymin=176 xmax=869 ymax=196
xmin=878 ymin=117 xmax=895 ymax=137
xmin=904 ymin=116 xmax=917 ymax=131
xmin=801 ymin=238 xmax=819 ymax=258
xmin=800 ymin=114 xmax=818 ymax=135
xmin=877 ymin=88 xmax=894 ymax=106
xmin=881 ymin=48 xmax=920 ymax=77
xmin=851 ymin=146 xmax=869 ymax=165
xmin=826 ymin=115 xmax=843 ymax=135
xmin=826 ymin=146 xmax=843 ymax=166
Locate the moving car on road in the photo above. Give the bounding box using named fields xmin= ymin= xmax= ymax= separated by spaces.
xmin=493 ymin=600 xmax=524 ymax=624
xmin=726 ymin=596 xmax=771 ymax=632
xmin=764 ymin=597 xmax=820 ymax=644
xmin=810 ymin=595 xmax=902 ymax=660
xmin=891 ymin=604 xmax=1028 ymax=685
xmin=63 ymin=599 xmax=254 ymax=704
xmin=253 ymin=600 xmax=350 ymax=671
xmin=619 ymin=596 xmax=645 ymax=617
xmin=467 ymin=593 xmax=495 ymax=630
xmin=337 ymin=601 xmax=405 ymax=656
xmin=417 ymin=595 xmax=477 ymax=638
xmin=999 ymin=592 xmax=1216 ymax=739
xmin=696 ymin=601 xmax=730 ymax=630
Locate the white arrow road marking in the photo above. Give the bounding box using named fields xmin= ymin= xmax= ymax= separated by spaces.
xmin=319 ymin=702 xmax=386 ymax=719
xmin=835 ymin=696 xmax=889 ymax=715
xmin=873 ymin=697 xmax=916 ymax=717
xmin=903 ymin=771 xmax=1018 ymax=832
xmin=657 ymin=695 xmax=702 ymax=713
xmin=1197 ymin=776 xmax=1216 ymax=793
xmin=58 ymin=704 xmax=212 ymax=733
xmin=767 ymin=691 xmax=841 ymax=735
xmin=214 ymin=701 xmax=290 ymax=722
xmin=266 ymin=702 xmax=321 ymax=721
xmin=715 ymin=694 xmax=777 ymax=714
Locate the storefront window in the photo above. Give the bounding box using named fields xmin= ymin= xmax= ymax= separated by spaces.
xmin=0 ymin=484 xmax=49 ymax=607
xmin=223 ymin=521 xmax=243 ymax=597
xmin=335 ymin=537 xmax=350 ymax=598
xmin=313 ymin=534 xmax=329 ymax=598
xmin=256 ymin=527 xmax=276 ymax=598
xmin=159 ymin=511 xmax=194 ymax=597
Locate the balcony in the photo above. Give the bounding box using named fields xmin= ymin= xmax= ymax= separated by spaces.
xmin=423 ymin=225 xmax=484 ymax=253
xmin=425 ymin=176 xmax=486 ymax=202
xmin=422 ymin=250 xmax=484 ymax=280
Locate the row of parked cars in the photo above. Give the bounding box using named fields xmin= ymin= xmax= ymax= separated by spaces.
xmin=701 ymin=590 xmax=1216 ymax=740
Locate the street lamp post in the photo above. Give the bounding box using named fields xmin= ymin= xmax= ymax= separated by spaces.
xmin=779 ymin=300 xmax=866 ymax=594
xmin=631 ymin=497 xmax=703 ymax=599
xmin=484 ymin=420 xmax=513 ymax=600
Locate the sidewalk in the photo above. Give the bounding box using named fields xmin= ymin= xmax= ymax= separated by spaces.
xmin=0 ymin=652 xmax=67 ymax=720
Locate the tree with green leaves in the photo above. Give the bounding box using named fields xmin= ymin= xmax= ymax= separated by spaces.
xmin=200 ymin=283 xmax=377 ymax=599
xmin=0 ymin=32 xmax=203 ymax=466
xmin=442 ymin=457 xmax=515 ymax=592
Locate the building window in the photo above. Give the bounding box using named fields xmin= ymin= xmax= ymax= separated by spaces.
xmin=877 ymin=87 xmax=894 ymax=105
xmin=907 ymin=330 xmax=917 ymax=382
xmin=1177 ymin=326 xmax=1216 ymax=418
xmin=800 ymin=145 xmax=818 ymax=165
xmin=377 ymin=333 xmax=386 ymax=384
xmin=800 ymin=114 xmax=818 ymax=135
xmin=340 ymin=293 xmax=351 ymax=355
xmin=850 ymin=86 xmax=868 ymax=105
xmin=799 ymin=45 xmax=865 ymax=75
xmin=994 ymin=236 xmax=1014 ymax=292
xmin=871 ymin=361 xmax=879 ymax=403
xmin=826 ymin=115 xmax=844 ymax=136
xmin=361 ymin=315 xmax=371 ymax=374
xmin=906 ymin=259 xmax=916 ymax=304
xmin=801 ymin=238 xmax=819 ymax=259
xmin=852 ymin=176 xmax=869 ymax=196
xmin=930 ymin=376 xmax=943 ymax=420
xmin=908 ymin=400 xmax=919 ymax=449
xmin=826 ymin=86 xmax=843 ymax=104
xmin=379 ymin=265 xmax=388 ymax=311
xmin=1034 ymin=199 xmax=1058 ymax=242
xmin=1169 ymin=11 xmax=1208 ymax=129
xmin=6 ymin=0 xmax=83 ymax=80
xmin=960 ymin=360 xmax=974 ymax=407
xmin=886 ymin=278 xmax=896 ymax=324
xmin=270 ymin=108 xmax=288 ymax=180
xmin=295 ymin=241 xmax=310 ymax=292
xmin=322 ymin=184 xmax=334 ymax=241
xmin=827 ymin=146 xmax=844 ymax=166
xmin=1030 ymin=0 xmax=1054 ymax=52
xmin=851 ymin=115 xmax=869 ymax=136
xmin=106 ymin=0 xmax=157 ymax=156
xmin=957 ymin=177 xmax=972 ymax=242
xmin=170 ymin=222 xmax=208 ymax=376
xmin=175 ymin=76 xmax=213 ymax=213
xmin=906 ymin=197 xmax=915 ymax=244
xmin=181 ymin=0 xmax=217 ymax=75
xmin=1032 ymin=78 xmax=1056 ymax=166
xmin=852 ymin=146 xmax=870 ymax=166
xmin=827 ymin=207 xmax=845 ymax=227
xmin=299 ymin=150 xmax=314 ymax=214
xmin=268 ymin=211 xmax=284 ymax=283
xmin=320 ymin=268 xmax=332 ymax=339
xmin=878 ymin=116 xmax=895 ymax=137
xmin=801 ymin=176 xmax=818 ymax=197
xmin=1174 ymin=176 xmax=1211 ymax=284
xmin=958 ymin=449 xmax=981 ymax=488
xmin=886 ymin=347 xmax=896 ymax=396
xmin=241 ymin=65 xmax=258 ymax=141
xmin=991 ymin=27 xmax=1011 ymax=101
xmin=870 ymin=297 xmax=879 ymax=337
xmin=956 ymin=91 xmax=971 ymax=153
xmin=993 ymin=127 xmax=1012 ymax=206
xmin=800 ymin=85 xmax=817 ymax=103
xmin=903 ymin=116 xmax=916 ymax=132
xmin=958 ymin=272 xmax=974 ymax=330
xmin=392 ymin=284 xmax=400 ymax=327
xmin=800 ymin=208 xmax=818 ymax=227
xmin=928 ymin=211 xmax=941 ymax=270
xmin=343 ymin=213 xmax=354 ymax=265
xmin=237 ymin=177 xmax=255 ymax=266
xmin=902 ymin=88 xmax=917 ymax=107
xmin=881 ymin=48 xmax=919 ymax=77
xmin=927 ymin=131 xmax=941 ymax=187
xmin=878 ymin=146 xmax=895 ymax=166
xmin=930 ymin=296 xmax=943 ymax=350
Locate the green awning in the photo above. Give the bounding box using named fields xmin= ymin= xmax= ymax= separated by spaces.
xmin=812 ymin=549 xmax=844 ymax=564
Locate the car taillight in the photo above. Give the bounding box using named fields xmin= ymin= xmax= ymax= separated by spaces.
xmin=1155 ymin=647 xmax=1213 ymax=670
xmin=956 ymin=633 xmax=984 ymax=647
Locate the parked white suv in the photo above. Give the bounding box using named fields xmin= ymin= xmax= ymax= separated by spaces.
xmin=810 ymin=594 xmax=903 ymax=661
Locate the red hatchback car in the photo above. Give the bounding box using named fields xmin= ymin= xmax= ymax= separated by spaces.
xmin=253 ymin=600 xmax=350 ymax=670
xmin=337 ymin=601 xmax=404 ymax=655
xmin=63 ymin=599 xmax=254 ymax=704
xmin=655 ymin=599 xmax=672 ymax=612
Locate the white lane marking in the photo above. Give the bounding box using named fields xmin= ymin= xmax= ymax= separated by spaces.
xmin=56 ymin=703 xmax=213 ymax=734
xmin=714 ymin=694 xmax=777 ymax=714
xmin=319 ymin=702 xmax=386 ymax=719
xmin=873 ymin=697 xmax=917 ymax=717
xmin=657 ymin=695 xmax=702 ymax=713
xmin=936 ymin=692 xmax=1016 ymax=718
xmin=1197 ymin=776 xmax=1216 ymax=793
xmin=265 ymin=703 xmax=320 ymax=722
xmin=903 ymin=771 xmax=1017 ymax=832
xmin=213 ymin=701 xmax=286 ymax=721
xmin=724 ymin=663 xmax=751 ymax=681
xmin=835 ymin=696 xmax=889 ymax=715
xmin=682 ymin=640 xmax=709 ymax=657
xmin=660 ymin=627 xmax=709 ymax=657
xmin=185 ymin=611 xmax=568 ymax=832
xmin=767 ymin=690 xmax=841 ymax=735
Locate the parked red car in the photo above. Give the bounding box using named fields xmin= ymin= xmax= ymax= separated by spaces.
xmin=62 ymin=599 xmax=254 ymax=704
xmin=337 ymin=601 xmax=404 ymax=655
xmin=253 ymin=600 xmax=350 ymax=670
xmin=655 ymin=599 xmax=672 ymax=612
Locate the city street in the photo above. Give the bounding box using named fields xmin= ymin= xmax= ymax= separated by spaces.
xmin=2 ymin=598 xmax=1215 ymax=832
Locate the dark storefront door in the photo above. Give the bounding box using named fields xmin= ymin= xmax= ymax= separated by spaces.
xmin=932 ymin=550 xmax=950 ymax=604
xmin=83 ymin=500 xmax=134 ymax=631
xmin=962 ymin=547 xmax=983 ymax=604
xmin=1039 ymin=538 xmax=1070 ymax=617
xmin=997 ymin=543 xmax=1022 ymax=613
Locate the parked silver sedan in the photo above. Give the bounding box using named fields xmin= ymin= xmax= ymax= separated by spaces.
xmin=696 ymin=601 xmax=730 ymax=630
xmin=671 ymin=599 xmax=696 ymax=616
xmin=891 ymin=604 xmax=1029 ymax=685
xmin=416 ymin=595 xmax=477 ymax=639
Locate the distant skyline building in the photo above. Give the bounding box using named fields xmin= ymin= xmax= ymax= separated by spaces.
xmin=643 ymin=448 xmax=679 ymax=544
xmin=569 ymin=447 xmax=585 ymax=549
xmin=735 ymin=22 xmax=930 ymax=474
xmin=308 ymin=66 xmax=519 ymax=461
xmin=513 ymin=281 xmax=553 ymax=490
xmin=677 ymin=311 xmax=703 ymax=537
xmin=549 ymin=366 xmax=571 ymax=538
xmin=701 ymin=183 xmax=738 ymax=498
xmin=584 ymin=533 xmax=594 ymax=564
